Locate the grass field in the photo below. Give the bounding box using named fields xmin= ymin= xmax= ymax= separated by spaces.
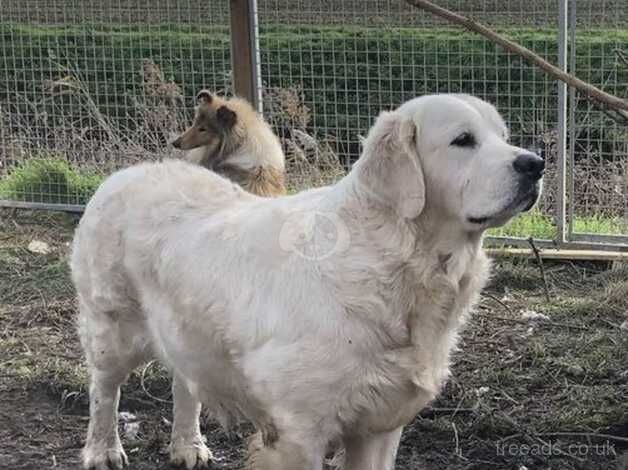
xmin=3 ymin=0 xmax=628 ymax=26
xmin=1 ymin=209 xmax=626 ymax=470
xmin=3 ymin=0 xmax=627 ymax=26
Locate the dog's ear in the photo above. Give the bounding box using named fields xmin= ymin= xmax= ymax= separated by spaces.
xmin=355 ymin=112 xmax=425 ymax=219
xmin=196 ymin=89 xmax=213 ymax=104
xmin=216 ymin=105 xmax=237 ymax=130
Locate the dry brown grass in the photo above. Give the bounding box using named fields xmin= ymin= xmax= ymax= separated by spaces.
xmin=1 ymin=209 xmax=626 ymax=470
xmin=263 ymin=85 xmax=346 ymax=191
xmin=1 ymin=59 xmax=190 ymax=177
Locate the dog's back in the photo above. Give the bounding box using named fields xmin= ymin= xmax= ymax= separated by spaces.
xmin=72 ymin=161 xmax=255 ymax=318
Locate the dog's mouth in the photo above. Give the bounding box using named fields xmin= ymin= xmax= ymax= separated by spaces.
xmin=467 ymin=183 xmax=540 ymax=226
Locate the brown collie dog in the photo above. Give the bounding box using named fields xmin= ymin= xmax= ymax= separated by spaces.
xmin=172 ymin=90 xmax=286 ymax=197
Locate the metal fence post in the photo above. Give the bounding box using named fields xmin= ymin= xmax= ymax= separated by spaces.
xmin=556 ymin=0 xmax=569 ymax=245
xmin=567 ymin=0 xmax=577 ymax=243
xmin=229 ymin=0 xmax=262 ymax=112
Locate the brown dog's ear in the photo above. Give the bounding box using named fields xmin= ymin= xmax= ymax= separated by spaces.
xmin=354 ymin=112 xmax=425 ymax=219
xmin=216 ymin=105 xmax=237 ymax=130
xmin=196 ymin=89 xmax=213 ymax=104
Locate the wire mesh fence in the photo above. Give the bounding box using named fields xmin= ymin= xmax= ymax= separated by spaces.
xmin=0 ymin=0 xmax=232 ymax=206
xmin=0 ymin=0 xmax=626 ymax=247
xmin=257 ymin=0 xmax=628 ymax=245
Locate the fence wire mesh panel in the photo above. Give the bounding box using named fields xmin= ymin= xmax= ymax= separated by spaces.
xmin=256 ymin=0 xmax=627 ymax=247
xmin=0 ymin=0 xmax=231 ymax=209
xmin=566 ymin=1 xmax=628 ymax=246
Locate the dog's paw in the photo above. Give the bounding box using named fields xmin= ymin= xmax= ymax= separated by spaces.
xmin=169 ymin=439 xmax=212 ymax=469
xmin=82 ymin=444 xmax=128 ymax=470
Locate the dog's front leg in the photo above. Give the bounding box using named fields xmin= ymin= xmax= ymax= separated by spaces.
xmin=343 ymin=428 xmax=403 ymax=470
xmin=169 ymin=374 xmax=212 ymax=469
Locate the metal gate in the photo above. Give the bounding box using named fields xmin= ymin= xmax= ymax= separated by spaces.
xmin=560 ymin=0 xmax=628 ymax=250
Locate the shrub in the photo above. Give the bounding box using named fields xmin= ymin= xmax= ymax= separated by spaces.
xmin=0 ymin=158 xmax=102 ymax=205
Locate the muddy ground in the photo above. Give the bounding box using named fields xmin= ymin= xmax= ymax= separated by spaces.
xmin=1 ymin=209 xmax=627 ymax=470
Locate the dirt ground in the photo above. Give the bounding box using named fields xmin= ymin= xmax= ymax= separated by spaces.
xmin=1 ymin=209 xmax=627 ymax=470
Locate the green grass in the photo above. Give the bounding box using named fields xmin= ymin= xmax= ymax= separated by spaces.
xmin=489 ymin=211 xmax=557 ymax=239
xmin=572 ymin=214 xmax=628 ymax=235
xmin=0 ymin=158 xmax=103 ymax=205
xmin=488 ymin=210 xmax=628 ymax=239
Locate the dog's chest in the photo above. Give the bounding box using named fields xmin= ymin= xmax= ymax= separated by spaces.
xmin=407 ymin=250 xmax=486 ymax=377
xmin=352 ymin=251 xmax=487 ymax=433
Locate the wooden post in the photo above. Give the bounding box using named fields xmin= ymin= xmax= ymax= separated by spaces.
xmin=229 ymin=0 xmax=261 ymax=111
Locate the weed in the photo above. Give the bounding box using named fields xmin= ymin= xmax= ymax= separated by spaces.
xmin=0 ymin=158 xmax=102 ymax=205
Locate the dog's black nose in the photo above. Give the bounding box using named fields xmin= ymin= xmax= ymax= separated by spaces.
xmin=171 ymin=138 xmax=181 ymax=149
xmin=513 ymin=153 xmax=544 ymax=180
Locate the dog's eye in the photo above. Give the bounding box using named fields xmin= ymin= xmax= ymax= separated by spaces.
xmin=451 ymin=132 xmax=476 ymax=148
xmin=198 ymin=128 xmax=207 ymax=133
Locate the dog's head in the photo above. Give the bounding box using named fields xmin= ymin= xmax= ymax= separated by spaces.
xmin=171 ymin=90 xmax=246 ymax=165
xmin=356 ymin=94 xmax=543 ymax=231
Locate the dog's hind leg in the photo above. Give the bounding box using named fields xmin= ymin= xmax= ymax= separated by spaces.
xmin=169 ymin=374 xmax=212 ymax=469
xmin=79 ymin=301 xmax=147 ymax=470
xmin=83 ymin=366 xmax=128 ymax=470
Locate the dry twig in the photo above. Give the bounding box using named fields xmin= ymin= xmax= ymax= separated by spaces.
xmin=527 ymin=237 xmax=551 ymax=303
xmin=482 ymin=292 xmax=513 ymax=314
xmin=615 ymin=49 xmax=628 ymax=68
xmin=451 ymin=422 xmax=462 ymax=458
xmin=139 ymin=360 xmax=172 ymax=404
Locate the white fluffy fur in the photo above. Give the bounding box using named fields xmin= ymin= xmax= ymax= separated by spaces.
xmin=72 ymin=95 xmax=541 ymax=470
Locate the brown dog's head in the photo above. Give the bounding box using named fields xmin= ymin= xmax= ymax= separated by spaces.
xmin=172 ymin=90 xmax=243 ymax=163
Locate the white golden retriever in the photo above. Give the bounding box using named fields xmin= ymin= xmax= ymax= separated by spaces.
xmin=72 ymin=94 xmax=544 ymax=470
